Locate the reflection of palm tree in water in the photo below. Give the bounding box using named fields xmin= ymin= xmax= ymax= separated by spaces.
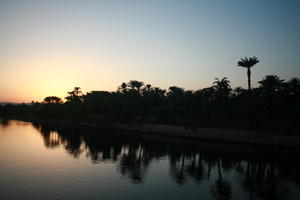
xmin=169 ymin=151 xmax=186 ymax=185
xmin=118 ymin=143 xmax=148 ymax=184
xmin=211 ymin=157 xmax=231 ymax=200
xmin=186 ymin=152 xmax=204 ymax=183
xmin=32 ymin=122 xmax=299 ymax=197
xmin=34 ymin=124 xmax=61 ymax=148
xmin=0 ymin=118 xmax=10 ymax=128
xmin=170 ymin=151 xmax=208 ymax=185
xmin=237 ymin=160 xmax=291 ymax=200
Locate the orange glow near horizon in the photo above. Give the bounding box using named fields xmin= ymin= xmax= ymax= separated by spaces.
xmin=0 ymin=53 xmax=126 ymax=103
xmin=0 ymin=52 xmax=215 ymax=103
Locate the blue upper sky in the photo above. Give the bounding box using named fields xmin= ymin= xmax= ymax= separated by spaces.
xmin=0 ymin=0 xmax=300 ymax=102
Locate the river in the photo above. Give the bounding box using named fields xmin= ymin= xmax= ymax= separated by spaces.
xmin=0 ymin=119 xmax=299 ymax=200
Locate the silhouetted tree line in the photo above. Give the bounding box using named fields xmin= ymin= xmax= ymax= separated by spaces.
xmin=26 ymin=122 xmax=300 ymax=199
xmin=1 ymin=74 xmax=299 ymax=134
xmin=0 ymin=57 xmax=299 ymax=133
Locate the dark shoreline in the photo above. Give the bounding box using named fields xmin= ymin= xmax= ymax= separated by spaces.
xmin=4 ymin=117 xmax=300 ymax=150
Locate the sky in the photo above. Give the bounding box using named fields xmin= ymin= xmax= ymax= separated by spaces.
xmin=0 ymin=0 xmax=300 ymax=102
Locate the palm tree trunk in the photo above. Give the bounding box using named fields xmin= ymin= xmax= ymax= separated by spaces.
xmin=247 ymin=67 xmax=251 ymax=91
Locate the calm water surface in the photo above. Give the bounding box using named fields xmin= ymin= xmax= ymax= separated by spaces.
xmin=0 ymin=119 xmax=299 ymax=200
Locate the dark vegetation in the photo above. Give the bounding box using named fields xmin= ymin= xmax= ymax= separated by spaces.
xmin=0 ymin=57 xmax=300 ymax=134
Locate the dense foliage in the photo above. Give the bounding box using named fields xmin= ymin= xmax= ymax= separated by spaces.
xmin=1 ymin=75 xmax=299 ymax=134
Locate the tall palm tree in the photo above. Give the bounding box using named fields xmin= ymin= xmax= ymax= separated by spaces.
xmin=237 ymin=56 xmax=259 ymax=91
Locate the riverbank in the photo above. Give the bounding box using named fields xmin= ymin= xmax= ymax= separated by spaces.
xmin=6 ymin=117 xmax=299 ymax=149
xmin=106 ymin=123 xmax=300 ymax=149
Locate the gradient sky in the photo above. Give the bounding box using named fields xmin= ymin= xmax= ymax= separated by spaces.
xmin=1 ymin=0 xmax=300 ymax=102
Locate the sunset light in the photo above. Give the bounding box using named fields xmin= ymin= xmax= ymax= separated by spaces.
xmin=1 ymin=1 xmax=300 ymax=200
xmin=1 ymin=0 xmax=299 ymax=102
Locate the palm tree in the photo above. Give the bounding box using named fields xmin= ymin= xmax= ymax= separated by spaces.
xmin=65 ymin=87 xmax=83 ymax=103
xmin=259 ymin=75 xmax=284 ymax=95
xmin=117 ymin=82 xmax=127 ymax=93
xmin=213 ymin=77 xmax=231 ymax=99
xmin=128 ymin=80 xmax=144 ymax=94
xmin=153 ymin=87 xmax=166 ymax=98
xmin=142 ymin=84 xmax=152 ymax=96
xmin=145 ymin=84 xmax=152 ymax=91
xmin=167 ymin=86 xmax=184 ymax=96
xmin=237 ymin=56 xmax=259 ymax=91
xmin=211 ymin=158 xmax=231 ymax=200
xmin=233 ymin=87 xmax=244 ymax=98
xmin=213 ymin=77 xmax=231 ymax=90
xmin=288 ymin=77 xmax=300 ymax=96
xmin=259 ymin=75 xmax=285 ymax=119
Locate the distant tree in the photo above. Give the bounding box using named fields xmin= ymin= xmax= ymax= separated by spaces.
xmin=128 ymin=80 xmax=144 ymax=94
xmin=2 ymin=74 xmax=300 ymax=132
xmin=213 ymin=77 xmax=231 ymax=99
xmin=167 ymin=86 xmax=186 ymax=117
xmin=141 ymin=84 xmax=153 ymax=96
xmin=118 ymin=82 xmax=128 ymax=94
xmin=201 ymin=87 xmax=215 ymax=102
xmin=65 ymin=87 xmax=83 ymax=103
xmin=153 ymin=87 xmax=166 ymax=97
xmin=237 ymin=56 xmax=259 ymax=91
xmin=233 ymin=87 xmax=244 ymax=98
xmin=167 ymin=86 xmax=184 ymax=96
xmin=82 ymin=91 xmax=111 ymax=116
xmin=43 ymin=96 xmax=62 ymax=104
xmin=288 ymin=77 xmax=300 ymax=96
xmin=145 ymin=84 xmax=152 ymax=91
xmin=259 ymin=75 xmax=285 ymax=119
xmin=259 ymin=75 xmax=284 ymax=95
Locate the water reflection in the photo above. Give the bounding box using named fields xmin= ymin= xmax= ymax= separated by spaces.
xmin=0 ymin=118 xmax=11 ymax=128
xmin=1 ymin=120 xmax=299 ymax=200
xmin=28 ymin=122 xmax=300 ymax=199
